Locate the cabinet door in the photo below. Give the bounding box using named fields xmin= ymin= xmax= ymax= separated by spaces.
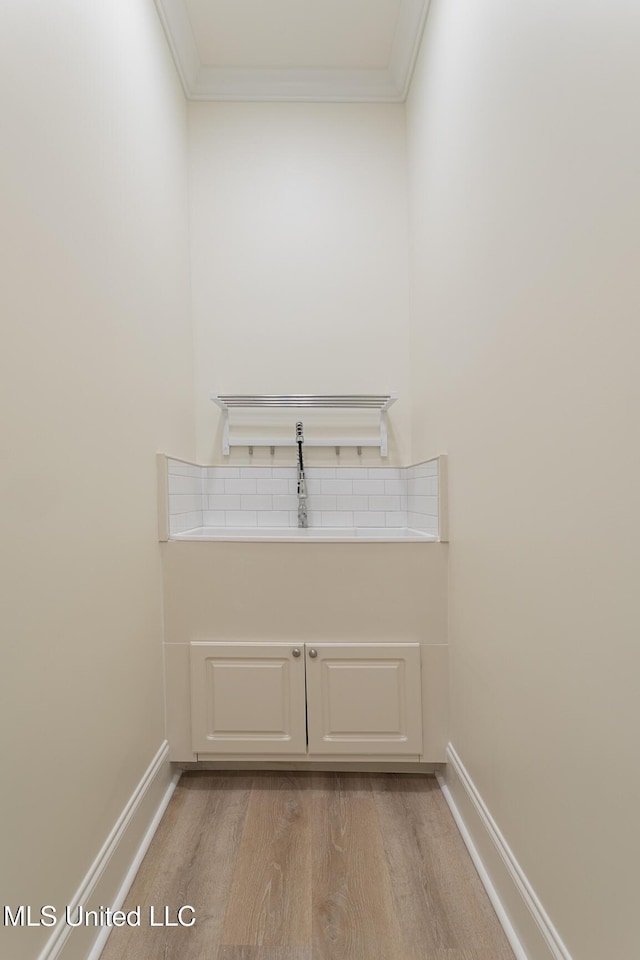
xmin=305 ymin=643 xmax=423 ymax=756
xmin=189 ymin=642 xmax=306 ymax=754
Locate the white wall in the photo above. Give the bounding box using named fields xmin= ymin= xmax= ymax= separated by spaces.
xmin=188 ymin=102 xmax=412 ymax=466
xmin=406 ymin=1 xmax=640 ymax=958
xmin=0 ymin=3 xmax=194 ymax=957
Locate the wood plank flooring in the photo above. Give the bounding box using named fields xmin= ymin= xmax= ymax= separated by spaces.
xmin=100 ymin=773 xmax=515 ymax=960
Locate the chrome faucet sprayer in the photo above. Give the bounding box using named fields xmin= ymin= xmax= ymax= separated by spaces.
xmin=296 ymin=421 xmax=308 ymax=528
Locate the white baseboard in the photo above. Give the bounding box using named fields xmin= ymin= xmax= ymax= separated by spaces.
xmin=437 ymin=744 xmax=572 ymax=960
xmin=37 ymin=740 xmax=181 ymax=960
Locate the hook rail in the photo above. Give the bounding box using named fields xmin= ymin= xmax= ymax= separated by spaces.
xmin=210 ymin=393 xmax=397 ymax=456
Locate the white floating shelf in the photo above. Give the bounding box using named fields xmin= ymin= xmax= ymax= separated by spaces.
xmin=210 ymin=394 xmax=397 ymax=456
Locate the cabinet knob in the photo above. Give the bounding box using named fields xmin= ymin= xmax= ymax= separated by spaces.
xmin=292 ymin=648 xmax=301 ymax=658
xmin=308 ymin=648 xmax=318 ymax=658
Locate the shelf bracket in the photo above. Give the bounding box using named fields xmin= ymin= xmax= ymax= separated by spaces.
xmin=222 ymin=408 xmax=230 ymax=457
xmin=380 ymin=410 xmax=388 ymax=458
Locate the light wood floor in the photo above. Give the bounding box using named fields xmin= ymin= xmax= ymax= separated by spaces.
xmin=100 ymin=772 xmax=515 ymax=960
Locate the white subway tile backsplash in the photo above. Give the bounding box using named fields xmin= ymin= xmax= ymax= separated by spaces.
xmin=168 ymin=475 xmax=201 ymax=495
xmin=207 ymin=466 xmax=240 ymax=478
xmin=354 ymin=511 xmax=386 ymax=527
xmin=302 ymin=480 xmax=322 ymax=495
xmin=320 ymin=480 xmax=353 ymax=495
xmin=257 ymin=511 xmax=290 ymax=527
xmin=306 ymin=468 xmax=336 ymax=479
xmin=385 ymin=512 xmax=407 ymax=527
xmin=170 ymin=510 xmax=202 ymax=534
xmin=353 ymin=480 xmax=385 ymax=496
xmin=272 ymin=468 xmax=296 ymax=479
xmin=408 ymin=477 xmax=437 ymax=496
xmin=384 ymin=480 xmax=406 ymax=496
xmin=408 ymin=512 xmax=438 ymax=535
xmin=202 ymin=479 xmax=226 ymax=495
xmin=257 ymin=479 xmax=289 ymax=494
xmin=166 ymin=459 xmax=439 ymax=536
xmin=241 ymin=495 xmax=273 ymax=510
xmin=168 ymin=515 xmax=185 ymax=535
xmin=203 ymin=510 xmax=225 ymax=526
xmin=272 ymin=495 xmax=299 ymax=511
xmin=224 ymin=511 xmax=258 ymax=526
xmin=336 ymin=495 xmax=369 ymax=511
xmin=409 ymin=460 xmax=438 ymax=479
xmin=308 ymin=495 xmax=337 ymax=511
xmin=369 ymin=495 xmax=402 ymax=512
xmin=170 ymin=494 xmax=202 ymax=513
xmin=369 ymin=468 xmax=401 ymax=479
xmin=409 ymin=495 xmax=438 ymax=516
xmin=225 ymin=479 xmax=257 ymax=494
xmin=209 ymin=494 xmax=241 ymax=510
xmin=321 ymin=511 xmax=354 ymax=527
xmin=168 ymin=460 xmax=200 ymax=478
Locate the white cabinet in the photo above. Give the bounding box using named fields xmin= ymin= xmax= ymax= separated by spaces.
xmin=305 ymin=643 xmax=422 ymax=755
xmin=189 ymin=641 xmax=422 ymax=759
xmin=189 ymin=642 xmax=307 ymax=754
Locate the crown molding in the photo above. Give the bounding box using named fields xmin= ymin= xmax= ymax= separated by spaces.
xmin=154 ymin=0 xmax=431 ymax=102
xmin=389 ymin=0 xmax=432 ymax=100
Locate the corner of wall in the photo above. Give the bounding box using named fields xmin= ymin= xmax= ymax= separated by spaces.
xmin=438 ymin=746 xmax=572 ymax=960
xmin=36 ymin=744 xmax=180 ymax=960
